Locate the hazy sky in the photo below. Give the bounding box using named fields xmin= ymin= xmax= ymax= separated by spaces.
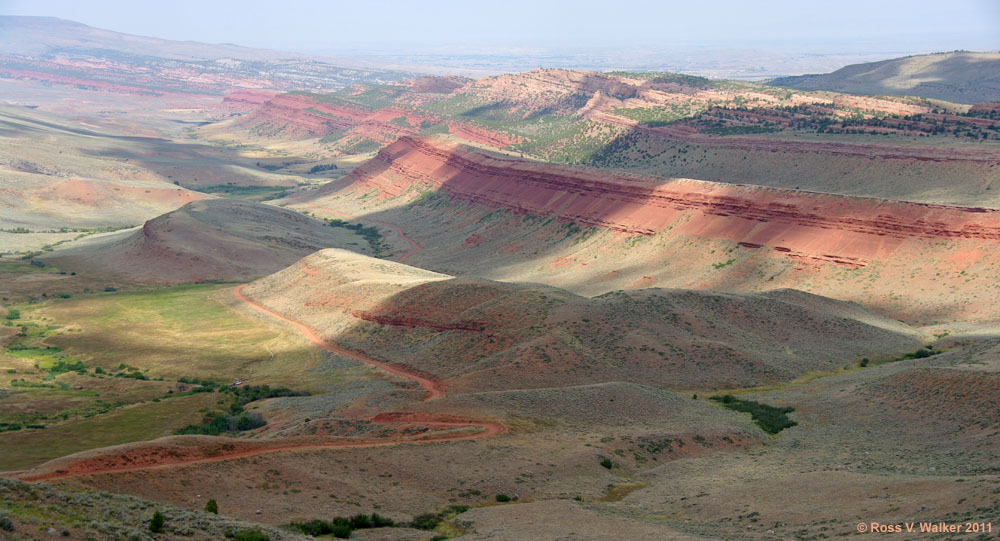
xmin=2 ymin=0 xmax=999 ymax=54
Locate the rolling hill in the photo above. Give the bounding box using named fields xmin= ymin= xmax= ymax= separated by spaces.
xmin=771 ymin=51 xmax=1000 ymax=104
xmin=44 ymin=199 xmax=374 ymax=283
xmin=241 ymin=248 xmax=920 ymax=391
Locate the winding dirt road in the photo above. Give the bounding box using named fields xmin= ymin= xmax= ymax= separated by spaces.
xmin=233 ymin=284 xmax=444 ymax=400
xmin=18 ymin=213 xmax=504 ymax=483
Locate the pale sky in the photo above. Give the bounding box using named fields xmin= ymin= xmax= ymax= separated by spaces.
xmin=1 ymin=0 xmax=998 ymax=54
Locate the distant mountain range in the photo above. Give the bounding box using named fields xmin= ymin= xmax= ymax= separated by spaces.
xmin=0 ymin=16 xmax=412 ymax=94
xmin=771 ymin=51 xmax=1000 ymax=104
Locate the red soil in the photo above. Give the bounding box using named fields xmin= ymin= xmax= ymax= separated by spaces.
xmin=18 ymin=283 xmax=504 ymax=482
xmin=34 ymin=177 xmax=205 ymax=208
xmin=447 ymin=121 xmax=525 ymax=147
xmin=332 ymin=137 xmax=1000 ymax=269
xmin=231 ymin=93 xmax=438 ymax=142
xmin=222 ymin=89 xmax=278 ymax=112
xmin=234 ymin=284 xmax=443 ymax=400
xmin=19 ymin=222 xmax=503 ymax=482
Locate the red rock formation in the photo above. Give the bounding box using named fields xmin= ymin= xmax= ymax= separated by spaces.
xmin=222 ymin=89 xmax=278 ymax=112
xmin=335 ymin=136 xmax=1000 ymax=268
xmin=230 ymin=93 xmax=439 ymax=141
xmin=447 ymin=121 xmax=525 ymax=147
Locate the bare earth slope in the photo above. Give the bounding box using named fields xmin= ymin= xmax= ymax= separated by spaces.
xmin=771 ymin=51 xmax=1000 ymax=104
xmin=45 ymin=199 xmax=369 ymax=283
xmin=291 ymin=136 xmax=1000 ymax=325
xmin=242 ymin=248 xmax=920 ymax=391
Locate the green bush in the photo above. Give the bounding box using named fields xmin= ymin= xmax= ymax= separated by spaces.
xmin=600 ymin=458 xmax=613 ymax=469
xmin=4 ymin=309 xmax=19 ymax=320
xmin=149 ymin=510 xmax=165 ymax=533
xmin=289 ymin=513 xmax=393 ymax=538
xmin=175 ymin=412 xmax=266 ymax=435
xmin=0 ymin=511 xmax=13 ymax=531
xmin=410 ymin=512 xmax=442 ymax=530
xmin=224 ymin=529 xmax=269 ymax=541
xmin=349 ymin=513 xmax=373 ymax=528
xmin=205 ymin=499 xmax=218 ymax=514
xmin=711 ymin=395 xmax=796 ymax=434
xmin=495 ymin=493 xmax=511 ymax=502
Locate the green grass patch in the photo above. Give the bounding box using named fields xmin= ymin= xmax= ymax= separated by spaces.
xmin=710 ymin=395 xmax=797 ymax=434
xmin=0 ymin=392 xmax=219 ymax=470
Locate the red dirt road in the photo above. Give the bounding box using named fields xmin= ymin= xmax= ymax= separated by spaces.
xmin=17 ymin=280 xmax=504 ymax=482
xmin=234 ymin=284 xmax=444 ymax=400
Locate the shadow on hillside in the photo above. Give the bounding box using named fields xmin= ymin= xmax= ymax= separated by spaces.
xmin=770 ymin=53 xmax=999 ymax=103
xmin=287 ymin=136 xmax=1000 ymax=327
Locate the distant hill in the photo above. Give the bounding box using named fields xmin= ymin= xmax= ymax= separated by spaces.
xmin=770 ymin=51 xmax=1000 ymax=104
xmin=0 ymin=16 xmax=410 ymax=94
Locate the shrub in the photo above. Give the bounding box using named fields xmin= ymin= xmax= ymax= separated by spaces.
xmin=860 ymin=358 xmax=870 ymax=367
xmin=292 ymin=519 xmax=332 ymax=536
xmin=0 ymin=511 xmax=13 ymax=531
xmin=4 ymin=309 xmax=19 ymax=320
xmin=104 ymin=287 xmax=117 ymax=292
xmin=289 ymin=512 xmax=397 ymax=536
xmin=149 ymin=510 xmax=165 ymax=533
xmin=224 ymin=529 xmax=269 ymax=541
xmin=410 ymin=512 xmax=441 ymax=530
xmin=205 ymin=499 xmax=218 ymax=514
xmin=495 ymin=493 xmax=511 ymax=502
xmin=349 ymin=513 xmax=373 ymax=529
xmin=331 ymin=523 xmax=352 ymax=538
xmin=175 ymin=412 xmax=266 ymax=435
xmin=600 ymin=458 xmax=613 ymax=469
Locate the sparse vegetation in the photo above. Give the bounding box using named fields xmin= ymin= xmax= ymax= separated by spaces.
xmin=308 ymin=163 xmax=338 ymax=174
xmin=325 ymin=218 xmax=390 ymax=256
xmin=288 ymin=512 xmax=396 ymax=538
xmin=224 ymin=529 xmax=269 ymax=541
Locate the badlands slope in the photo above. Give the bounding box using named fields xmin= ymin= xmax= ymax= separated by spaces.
xmin=290 ymin=136 xmax=1000 ymax=326
xmin=45 ymin=200 xmax=372 ymax=283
